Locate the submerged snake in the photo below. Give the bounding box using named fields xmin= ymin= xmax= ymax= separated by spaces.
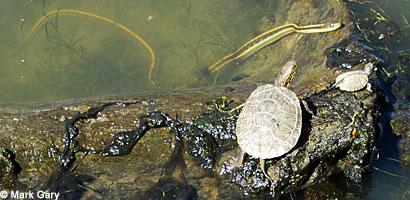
xmin=6 ymin=12 xmax=340 ymax=88
xmin=3 ymin=9 xmax=158 ymax=87
xmin=208 ymin=23 xmax=342 ymax=73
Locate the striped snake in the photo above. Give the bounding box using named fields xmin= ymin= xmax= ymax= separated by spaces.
xmin=208 ymin=23 xmax=342 ymax=73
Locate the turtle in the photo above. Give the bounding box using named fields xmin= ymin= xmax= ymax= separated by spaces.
xmin=331 ymin=62 xmax=375 ymax=92
xmin=235 ymin=60 xmax=302 ymax=183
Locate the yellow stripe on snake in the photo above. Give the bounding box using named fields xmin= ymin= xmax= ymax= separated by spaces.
xmin=208 ymin=23 xmax=341 ymax=73
xmin=7 ymin=12 xmax=341 ymax=88
xmin=4 ymin=9 xmax=158 ymax=87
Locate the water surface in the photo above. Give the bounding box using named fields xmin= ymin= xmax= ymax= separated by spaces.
xmin=0 ymin=0 xmax=275 ymax=102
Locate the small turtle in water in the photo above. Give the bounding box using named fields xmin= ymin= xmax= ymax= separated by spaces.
xmin=331 ymin=63 xmax=374 ymax=92
xmin=235 ymin=61 xmax=302 ymax=183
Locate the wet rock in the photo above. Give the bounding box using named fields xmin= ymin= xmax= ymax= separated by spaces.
xmin=304 ymin=170 xmax=372 ymax=200
xmin=217 ymin=83 xmax=381 ymax=197
xmin=0 ymin=148 xmax=21 ymax=189
xmin=0 ymin=78 xmax=383 ymax=199
xmin=183 ymin=102 xmax=239 ymax=169
xmin=326 ymin=39 xmax=376 ymax=70
xmin=389 ymin=49 xmax=410 ymax=153
xmin=135 ymin=178 xmax=198 ymax=200
xmin=392 ymin=102 xmax=410 ymax=173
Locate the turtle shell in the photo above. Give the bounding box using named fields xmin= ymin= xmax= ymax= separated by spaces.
xmin=236 ymin=84 xmax=302 ymax=159
xmin=335 ymin=70 xmax=368 ymax=92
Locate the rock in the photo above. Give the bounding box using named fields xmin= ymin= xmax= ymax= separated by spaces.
xmin=0 ymin=148 xmax=21 ymax=189
xmin=392 ymin=103 xmax=410 ymax=173
xmin=219 ymin=83 xmax=381 ymax=197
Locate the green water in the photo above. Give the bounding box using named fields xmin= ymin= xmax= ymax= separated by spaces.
xmin=0 ymin=0 xmax=275 ymax=102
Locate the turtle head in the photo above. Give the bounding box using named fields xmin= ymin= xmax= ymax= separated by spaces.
xmin=274 ymin=61 xmax=297 ymax=87
xmin=363 ymin=62 xmax=375 ymax=76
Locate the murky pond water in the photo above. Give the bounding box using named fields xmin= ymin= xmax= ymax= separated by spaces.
xmin=1 ymin=0 xmax=410 ymax=199
xmin=0 ymin=0 xmax=274 ymax=102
